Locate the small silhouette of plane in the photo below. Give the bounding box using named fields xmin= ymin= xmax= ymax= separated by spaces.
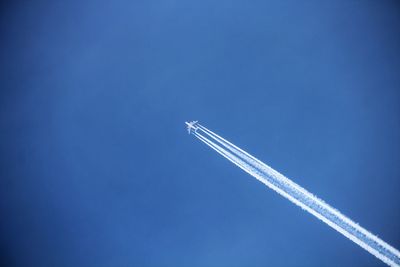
xmin=185 ymin=121 xmax=199 ymax=134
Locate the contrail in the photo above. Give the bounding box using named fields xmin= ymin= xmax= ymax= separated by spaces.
xmin=186 ymin=121 xmax=400 ymax=266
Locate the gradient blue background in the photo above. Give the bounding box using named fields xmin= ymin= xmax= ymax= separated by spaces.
xmin=1 ymin=1 xmax=400 ymax=266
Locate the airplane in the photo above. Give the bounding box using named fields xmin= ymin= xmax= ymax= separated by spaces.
xmin=185 ymin=120 xmax=199 ymax=134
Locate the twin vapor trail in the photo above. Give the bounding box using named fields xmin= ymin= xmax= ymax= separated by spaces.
xmin=185 ymin=121 xmax=400 ymax=267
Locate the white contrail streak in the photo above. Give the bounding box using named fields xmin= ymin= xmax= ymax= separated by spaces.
xmin=187 ymin=122 xmax=400 ymax=267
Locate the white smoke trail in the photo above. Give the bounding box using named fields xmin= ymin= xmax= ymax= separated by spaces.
xmin=189 ymin=123 xmax=400 ymax=267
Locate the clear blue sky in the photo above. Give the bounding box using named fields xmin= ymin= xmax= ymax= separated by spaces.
xmin=1 ymin=1 xmax=399 ymax=266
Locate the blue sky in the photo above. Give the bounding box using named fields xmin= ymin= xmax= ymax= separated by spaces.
xmin=1 ymin=1 xmax=400 ymax=266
